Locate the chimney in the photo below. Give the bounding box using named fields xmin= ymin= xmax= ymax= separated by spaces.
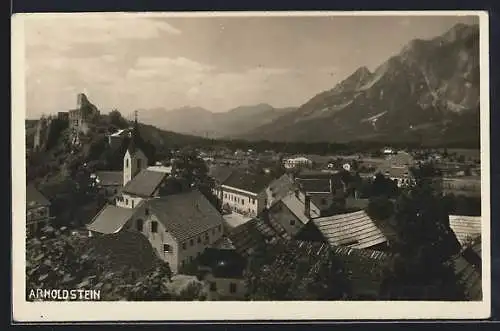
xmin=304 ymin=194 xmax=311 ymax=219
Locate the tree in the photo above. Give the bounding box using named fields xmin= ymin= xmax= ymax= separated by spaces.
xmin=367 ymin=196 xmax=394 ymax=221
xmin=170 ymin=148 xmax=222 ymax=211
xmin=108 ymin=109 xmax=129 ymax=129
xmin=371 ymin=173 xmax=399 ymax=198
xmin=382 ymin=164 xmax=464 ymax=300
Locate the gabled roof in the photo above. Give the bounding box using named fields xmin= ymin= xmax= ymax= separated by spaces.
xmin=449 ymin=215 xmax=482 ymax=247
xmin=94 ymin=171 xmax=123 ymax=187
xmin=86 ymin=204 xmax=139 ymax=234
xmin=311 ymin=210 xmax=387 ymax=249
xmin=227 ymin=217 xmax=284 ymax=256
xmin=26 ymin=184 xmax=51 ymax=209
xmin=83 ymin=229 xmax=163 ymax=274
xmin=122 ymin=169 xmax=168 ymax=197
xmin=453 ymin=240 xmax=482 ymax=301
xmin=146 ymin=190 xmax=224 ymax=242
xmin=276 ymin=193 xmax=321 ymax=224
xmin=222 ymin=170 xmax=275 ymax=194
xmin=208 ymin=166 xmax=235 ymax=184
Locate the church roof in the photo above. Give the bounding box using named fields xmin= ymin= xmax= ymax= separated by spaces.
xmin=145 ymin=190 xmax=224 ymax=242
xmin=122 ymin=169 xmax=168 ymax=197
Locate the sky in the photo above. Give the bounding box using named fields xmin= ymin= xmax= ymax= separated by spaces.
xmin=22 ymin=13 xmax=479 ymax=119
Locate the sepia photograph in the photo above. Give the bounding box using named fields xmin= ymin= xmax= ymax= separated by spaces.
xmin=12 ymin=11 xmax=490 ymax=321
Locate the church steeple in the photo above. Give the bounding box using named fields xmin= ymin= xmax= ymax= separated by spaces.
xmin=123 ymin=110 xmax=148 ymax=186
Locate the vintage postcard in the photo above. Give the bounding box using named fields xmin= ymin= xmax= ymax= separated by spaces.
xmin=12 ymin=11 xmax=491 ymax=322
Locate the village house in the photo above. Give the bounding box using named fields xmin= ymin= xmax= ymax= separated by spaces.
xmin=266 ymin=192 xmax=321 ymax=238
xmin=442 ymin=176 xmax=481 ymax=197
xmin=91 ymin=171 xmax=123 ymax=198
xmin=282 ymin=156 xmax=313 ymax=170
xmin=219 ymin=170 xmax=275 ymax=217
xmin=87 ymin=190 xmax=225 ymax=274
xmin=198 ymin=247 xmax=247 ymax=300
xmin=26 ymin=184 xmax=54 ymax=236
xmin=107 ymin=128 xmax=131 ymax=149
xmin=374 ymin=151 xmax=416 ymax=187
xmin=208 ymin=165 xmax=235 ymax=202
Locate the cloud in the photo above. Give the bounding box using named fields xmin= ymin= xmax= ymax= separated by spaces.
xmin=24 ymin=15 xmax=181 ymax=53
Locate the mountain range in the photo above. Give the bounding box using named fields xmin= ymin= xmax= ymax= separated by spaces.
xmin=133 ymin=103 xmax=295 ymax=139
xmin=236 ymin=23 xmax=480 ymax=146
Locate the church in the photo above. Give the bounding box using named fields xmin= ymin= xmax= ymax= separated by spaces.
xmin=86 ymin=116 xmax=225 ymax=274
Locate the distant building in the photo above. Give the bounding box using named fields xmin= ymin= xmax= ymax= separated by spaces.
xmin=265 ymin=173 xmax=296 ymax=208
xmin=375 ymin=151 xmax=416 ymax=187
xmin=26 ymin=184 xmax=53 ymax=236
xmin=442 ymin=176 xmax=481 ymax=197
xmin=283 ymin=156 xmax=313 ymax=169
xmin=57 ymin=111 xmax=69 ymax=121
xmin=220 ymin=170 xmax=275 ymax=217
xmin=107 ymin=128 xmax=130 ymax=149
xmin=91 ymin=171 xmax=123 ymax=197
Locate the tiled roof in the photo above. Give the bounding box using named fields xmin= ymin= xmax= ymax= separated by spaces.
xmin=26 ymin=184 xmax=51 ymax=208
xmin=122 ymin=169 xmax=168 ymax=197
xmin=449 ymin=215 xmax=482 ymax=247
xmin=146 ymin=190 xmax=224 ymax=242
xmin=311 ymin=210 xmax=387 ymax=249
xmin=296 ymin=178 xmax=331 ymax=193
xmin=279 ymin=193 xmax=320 ymax=224
xmin=95 ymin=171 xmax=123 ymax=187
xmin=228 ymin=217 xmax=284 ymax=256
xmin=453 ymin=242 xmax=482 ymax=301
xmin=208 ymin=166 xmax=235 ymax=184
xmin=86 ymin=204 xmax=139 ymax=234
xmin=222 ymin=170 xmax=274 ymax=194
xmin=83 ymin=229 xmax=163 ymax=274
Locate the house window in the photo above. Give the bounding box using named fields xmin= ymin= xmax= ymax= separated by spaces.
xmin=151 ymin=221 xmax=158 ymax=233
xmin=182 ymin=242 xmax=187 ymax=250
xmin=197 ymin=237 xmax=201 ymax=243
xmin=241 ymin=200 xmax=245 ymax=205
xmin=205 ymin=233 xmax=209 ymax=240
xmin=190 ymin=239 xmax=194 ymax=246
xmin=145 ymin=208 xmax=149 ymax=216
xmin=253 ymin=199 xmax=256 ymax=205
xmin=290 ymin=219 xmax=296 ymax=226
xmin=136 ymin=219 xmax=143 ymax=232
xmin=126 ymin=159 xmax=129 ymax=167
xmin=229 ymin=283 xmax=237 ymax=293
xmin=163 ymin=244 xmax=172 ymax=253
xmin=126 ymin=199 xmax=129 ymax=205
xmin=131 ymin=200 xmax=135 ymax=208
xmin=210 ymin=282 xmax=217 ymax=291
